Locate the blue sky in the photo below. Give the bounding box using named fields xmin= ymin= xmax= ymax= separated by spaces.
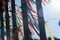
xmin=42 ymin=0 xmax=60 ymax=38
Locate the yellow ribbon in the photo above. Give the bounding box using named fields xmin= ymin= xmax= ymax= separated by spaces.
xmin=45 ymin=23 xmax=54 ymax=40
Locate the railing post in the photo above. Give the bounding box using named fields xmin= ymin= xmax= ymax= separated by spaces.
xmin=11 ymin=0 xmax=18 ymax=40
xmin=21 ymin=0 xmax=32 ymax=40
xmin=0 ymin=0 xmax=4 ymax=40
xmin=5 ymin=0 xmax=10 ymax=40
xmin=36 ymin=0 xmax=47 ymax=40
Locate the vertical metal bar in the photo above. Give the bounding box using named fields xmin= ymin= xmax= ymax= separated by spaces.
xmin=5 ymin=0 xmax=10 ymax=40
xmin=21 ymin=0 xmax=32 ymax=40
xmin=36 ymin=0 xmax=47 ymax=40
xmin=0 ymin=0 xmax=4 ymax=40
xmin=11 ymin=0 xmax=18 ymax=40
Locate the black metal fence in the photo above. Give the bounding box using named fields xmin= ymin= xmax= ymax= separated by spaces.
xmin=0 ymin=0 xmax=60 ymax=40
